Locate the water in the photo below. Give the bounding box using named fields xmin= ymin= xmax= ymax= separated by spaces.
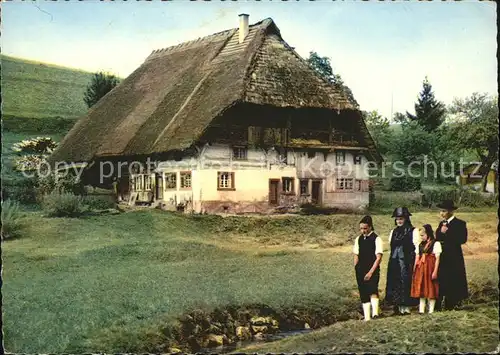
xmin=198 ymin=329 xmax=314 ymax=354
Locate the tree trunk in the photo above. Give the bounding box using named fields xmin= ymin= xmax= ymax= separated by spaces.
xmin=494 ymin=171 xmax=498 ymax=194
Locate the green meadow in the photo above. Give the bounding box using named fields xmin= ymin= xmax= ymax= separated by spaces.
xmin=2 ymin=210 xmax=497 ymax=353
xmin=1 ymin=55 xmax=93 ymax=119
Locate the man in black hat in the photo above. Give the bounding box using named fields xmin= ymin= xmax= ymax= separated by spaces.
xmin=435 ymin=200 xmax=469 ymax=310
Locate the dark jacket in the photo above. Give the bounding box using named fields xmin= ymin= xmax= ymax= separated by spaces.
xmin=435 ymin=217 xmax=469 ymax=301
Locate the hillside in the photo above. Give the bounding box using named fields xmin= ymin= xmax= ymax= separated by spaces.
xmin=1 ymin=55 xmax=94 ymax=119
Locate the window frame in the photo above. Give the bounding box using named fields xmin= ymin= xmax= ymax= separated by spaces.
xmin=282 ymin=177 xmax=295 ymax=195
xmin=217 ymin=171 xmax=235 ymax=191
xmin=179 ymin=171 xmax=192 ymax=190
xmin=336 ymin=151 xmax=346 ymax=166
xmin=336 ymin=177 xmax=354 ymax=191
xmin=232 ymin=146 xmax=248 ymax=160
xmin=164 ymin=172 xmax=177 ymax=190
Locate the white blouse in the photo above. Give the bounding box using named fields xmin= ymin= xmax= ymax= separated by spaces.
xmin=353 ymin=231 xmax=383 ymax=256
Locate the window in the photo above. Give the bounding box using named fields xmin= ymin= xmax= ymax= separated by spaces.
xmin=300 ymin=179 xmax=309 ymax=195
xmin=165 ymin=173 xmax=177 ymax=189
xmin=354 ymin=154 xmax=362 ymax=165
xmin=233 ymin=147 xmax=247 ymax=160
xmin=180 ymin=172 xmax=192 ymax=189
xmin=133 ymin=175 xmax=144 ymax=191
xmin=144 ymin=175 xmax=152 ymax=190
xmin=282 ymin=177 xmax=295 ymax=194
xmin=356 ymin=179 xmax=362 ymax=191
xmin=218 ymin=172 xmax=235 ymax=190
xmin=336 ymin=151 xmax=346 ymax=165
xmin=307 ymin=151 xmax=315 ymax=159
xmin=336 ymin=178 xmax=354 ymax=190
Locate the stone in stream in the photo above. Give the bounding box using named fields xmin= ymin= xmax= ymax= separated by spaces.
xmin=236 ymin=326 xmax=252 ymax=341
xmin=250 ymin=316 xmax=279 ymax=335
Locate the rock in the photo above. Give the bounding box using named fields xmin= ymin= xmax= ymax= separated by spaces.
xmin=251 ymin=325 xmax=269 ymax=334
xmin=170 ymin=347 xmax=183 ymax=353
xmin=254 ymin=332 xmax=267 ymax=341
xmin=304 ymin=322 xmax=311 ymax=329
xmin=250 ymin=316 xmax=279 ymax=334
xmin=206 ymin=334 xmax=225 ymax=347
xmin=236 ymin=326 xmax=252 ymax=341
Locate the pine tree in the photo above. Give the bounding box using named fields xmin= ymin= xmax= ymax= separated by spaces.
xmin=84 ymin=72 xmax=120 ymax=108
xmin=406 ymin=77 xmax=445 ymax=132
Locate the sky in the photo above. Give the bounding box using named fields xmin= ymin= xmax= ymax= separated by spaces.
xmin=2 ymin=0 xmax=497 ymax=120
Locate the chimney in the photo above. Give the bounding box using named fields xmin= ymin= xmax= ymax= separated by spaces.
xmin=238 ymin=13 xmax=249 ymax=44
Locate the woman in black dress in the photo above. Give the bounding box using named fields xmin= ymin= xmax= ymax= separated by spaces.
xmin=385 ymin=207 xmax=420 ymax=314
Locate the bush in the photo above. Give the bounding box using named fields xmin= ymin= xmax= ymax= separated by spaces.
xmin=421 ymin=187 xmax=497 ymax=208
xmin=2 ymin=115 xmax=77 ymax=134
xmin=1 ymin=200 xmax=23 ymax=241
xmin=389 ymin=176 xmax=422 ymax=192
xmin=2 ymin=177 xmax=37 ymax=205
xmin=42 ymin=191 xmax=88 ymax=217
xmin=369 ymin=190 xmax=423 ymax=210
xmin=83 ymin=195 xmax=117 ymax=210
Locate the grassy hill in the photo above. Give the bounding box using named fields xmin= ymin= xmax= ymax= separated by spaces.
xmin=1 ymin=55 xmax=93 ymax=119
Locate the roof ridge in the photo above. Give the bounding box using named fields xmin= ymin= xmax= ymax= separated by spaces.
xmin=146 ymin=18 xmax=272 ymax=60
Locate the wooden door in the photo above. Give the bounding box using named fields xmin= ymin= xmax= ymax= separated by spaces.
xmin=311 ymin=180 xmax=322 ymax=205
xmin=269 ymin=179 xmax=279 ymax=205
xmin=155 ymin=173 xmax=163 ymax=200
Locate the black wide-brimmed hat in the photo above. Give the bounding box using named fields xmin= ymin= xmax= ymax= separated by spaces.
xmin=391 ymin=207 xmax=412 ymax=218
xmin=436 ymin=199 xmax=458 ymax=210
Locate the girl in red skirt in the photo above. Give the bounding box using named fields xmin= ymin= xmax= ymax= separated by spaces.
xmin=411 ymin=224 xmax=441 ymax=313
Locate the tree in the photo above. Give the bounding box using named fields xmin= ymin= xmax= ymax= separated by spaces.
xmin=448 ymin=93 xmax=499 ymax=192
xmin=362 ymin=110 xmax=393 ymax=156
xmin=406 ymin=77 xmax=446 ymax=132
xmin=306 ymin=51 xmax=359 ymax=108
xmin=84 ymin=72 xmax=120 ymax=108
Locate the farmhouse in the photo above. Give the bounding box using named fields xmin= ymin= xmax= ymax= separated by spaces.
xmin=50 ymin=15 xmax=382 ymax=214
xmin=455 ymin=162 xmax=498 ymax=193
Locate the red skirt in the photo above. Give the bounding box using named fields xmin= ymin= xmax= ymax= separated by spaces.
xmin=411 ymin=254 xmax=439 ymax=299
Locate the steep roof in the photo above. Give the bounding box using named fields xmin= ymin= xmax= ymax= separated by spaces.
xmin=50 ymin=18 xmax=380 ymax=163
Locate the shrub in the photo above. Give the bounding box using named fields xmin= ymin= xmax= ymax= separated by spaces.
xmin=42 ymin=191 xmax=88 ymax=217
xmin=83 ymin=195 xmax=117 ymax=210
xmin=1 ymin=200 xmax=23 ymax=241
xmin=12 ymin=136 xmax=58 ymax=154
xmin=421 ymin=187 xmax=498 ymax=208
xmin=2 ymin=177 xmax=37 ymax=205
xmin=389 ymin=176 xmax=422 ymax=192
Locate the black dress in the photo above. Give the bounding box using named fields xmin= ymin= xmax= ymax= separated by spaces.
xmin=385 ymin=224 xmax=419 ymax=307
xmin=355 ymin=233 xmax=381 ymax=303
xmin=435 ymin=218 xmax=469 ymax=307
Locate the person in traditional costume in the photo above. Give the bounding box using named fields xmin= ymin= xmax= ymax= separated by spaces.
xmin=385 ymin=207 xmax=420 ymax=315
xmin=434 ymin=200 xmax=469 ymax=311
xmin=353 ymin=215 xmax=383 ymax=321
xmin=410 ymin=224 xmax=441 ymax=313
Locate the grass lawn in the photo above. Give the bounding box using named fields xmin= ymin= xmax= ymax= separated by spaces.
xmin=1 ymin=55 xmax=94 ymax=119
xmin=2 ymin=210 xmax=498 ymax=352
xmin=235 ymin=304 xmax=499 ymax=353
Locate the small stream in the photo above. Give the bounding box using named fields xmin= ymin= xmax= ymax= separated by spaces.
xmin=198 ymin=329 xmax=314 ymax=354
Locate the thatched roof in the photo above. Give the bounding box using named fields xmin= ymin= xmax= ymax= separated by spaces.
xmin=50 ymin=18 xmax=381 ymax=163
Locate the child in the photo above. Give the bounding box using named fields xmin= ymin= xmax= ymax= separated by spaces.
xmin=410 ymin=224 xmax=442 ymax=313
xmin=353 ymin=215 xmax=383 ymax=321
